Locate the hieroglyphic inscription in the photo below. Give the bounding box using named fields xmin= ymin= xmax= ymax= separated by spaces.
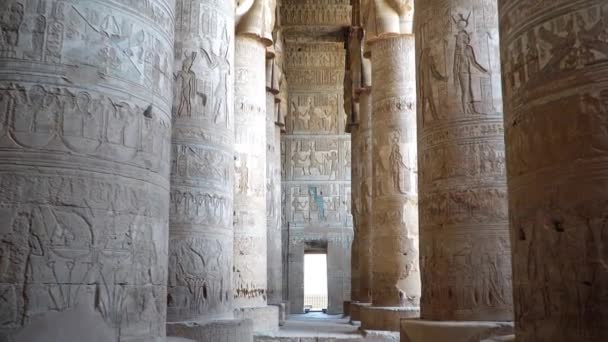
xmin=280 ymin=0 xmax=351 ymax=27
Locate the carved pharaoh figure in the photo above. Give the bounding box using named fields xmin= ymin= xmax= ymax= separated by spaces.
xmin=175 ymin=51 xmax=197 ymax=118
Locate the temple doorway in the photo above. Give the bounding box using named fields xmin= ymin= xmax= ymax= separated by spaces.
xmin=304 ymin=253 xmax=328 ymax=312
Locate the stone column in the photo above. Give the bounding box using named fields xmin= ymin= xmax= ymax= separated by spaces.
xmin=166 ymin=1 xmax=253 ymax=341
xmin=499 ymin=1 xmax=608 ymax=341
xmin=348 ymin=25 xmax=374 ymax=323
xmin=266 ymin=38 xmax=286 ymax=324
xmin=345 ymin=32 xmax=360 ymax=313
xmin=233 ymin=0 xmax=279 ymax=334
xmin=0 ymin=0 xmax=172 ymax=340
xmin=357 ymin=78 xmax=373 ymax=306
xmin=401 ymin=1 xmax=514 ymax=340
xmin=361 ymin=33 xmax=420 ymax=332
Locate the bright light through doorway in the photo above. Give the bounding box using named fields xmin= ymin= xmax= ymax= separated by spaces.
xmin=304 ymin=253 xmax=328 ymax=312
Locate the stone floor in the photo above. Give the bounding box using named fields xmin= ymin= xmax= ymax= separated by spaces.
xmin=254 ymin=313 xmax=399 ymax=342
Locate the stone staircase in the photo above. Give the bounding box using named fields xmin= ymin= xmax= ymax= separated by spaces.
xmin=253 ymin=314 xmax=399 ymax=342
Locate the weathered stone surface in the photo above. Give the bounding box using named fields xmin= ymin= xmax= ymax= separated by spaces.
xmin=360 ymin=306 xmax=419 ymax=332
xmin=400 ymin=320 xmax=513 ymax=342
xmin=168 ymin=0 xmax=235 ymax=323
xmin=369 ymin=35 xmax=420 ymax=308
xmin=362 ymin=330 xmax=400 ymax=342
xmin=234 ymin=34 xmax=268 ymax=309
xmin=414 ymin=0 xmax=513 ymax=321
xmin=0 ymin=0 xmax=173 ymax=339
xmin=351 ymin=302 xmax=372 ymax=323
xmin=283 ymin=42 xmax=353 ymax=314
xmin=270 ymin=302 xmax=287 ymax=326
xmin=344 ymin=301 xmax=352 ymax=317
xmin=234 ymin=305 xmax=279 ymax=334
xmin=11 ymin=305 xmax=115 ymax=342
xmin=167 ymin=319 xmax=254 ymax=342
xmin=499 ymin=0 xmax=608 ymax=340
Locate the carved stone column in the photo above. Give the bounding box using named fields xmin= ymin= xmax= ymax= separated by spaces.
xmin=357 ymin=82 xmax=373 ymax=305
xmin=166 ymin=1 xmax=253 ymax=341
xmin=350 ymin=84 xmax=374 ymax=323
xmin=0 ymin=0 xmax=172 ymax=340
xmin=233 ymin=0 xmax=279 ymax=333
xmin=345 ymin=32 xmax=360 ymax=313
xmin=499 ymin=1 xmax=608 ymax=341
xmin=361 ymin=34 xmax=420 ymax=332
xmin=266 ymin=37 xmax=286 ymax=324
xmin=401 ymin=1 xmax=514 ymax=340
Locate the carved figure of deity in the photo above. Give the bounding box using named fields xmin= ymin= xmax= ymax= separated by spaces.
xmin=453 ymin=13 xmax=488 ymax=114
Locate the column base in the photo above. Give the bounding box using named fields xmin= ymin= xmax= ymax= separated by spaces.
xmin=268 ymin=302 xmax=287 ymax=326
xmin=167 ymin=319 xmax=253 ymax=342
xmin=234 ymin=306 xmax=280 ymax=334
xmin=361 ymin=306 xmax=419 ymax=331
xmin=343 ymin=301 xmax=352 ymax=317
xmin=400 ymin=319 xmax=514 ymax=342
xmin=350 ymin=302 xmax=371 ymax=323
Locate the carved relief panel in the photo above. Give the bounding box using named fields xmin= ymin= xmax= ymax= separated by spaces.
xmin=288 ymin=93 xmax=341 ymax=134
xmin=0 ymin=0 xmax=173 ymax=339
xmin=284 ymin=183 xmax=343 ymax=226
xmin=285 ymin=137 xmax=343 ymax=180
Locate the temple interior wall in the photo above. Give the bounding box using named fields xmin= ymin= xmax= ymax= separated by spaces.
xmin=281 ymin=41 xmax=353 ymax=315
